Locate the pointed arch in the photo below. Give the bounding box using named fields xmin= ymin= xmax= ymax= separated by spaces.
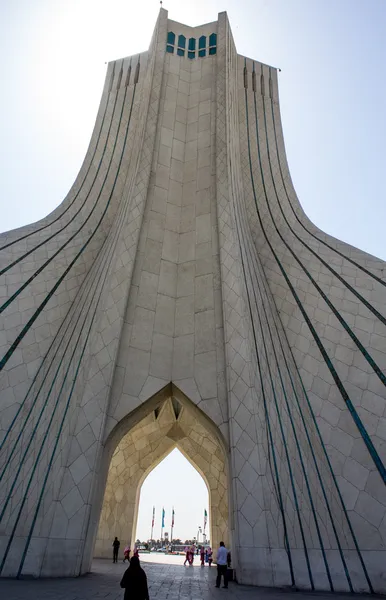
xmin=88 ymin=384 xmax=230 ymax=563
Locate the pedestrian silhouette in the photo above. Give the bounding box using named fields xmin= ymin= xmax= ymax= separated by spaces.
xmin=120 ymin=555 xmax=149 ymax=600
xmin=112 ymin=536 xmax=120 ymax=563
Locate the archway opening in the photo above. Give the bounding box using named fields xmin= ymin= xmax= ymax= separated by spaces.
xmin=135 ymin=447 xmax=210 ymax=552
xmin=92 ymin=386 xmax=229 ymax=564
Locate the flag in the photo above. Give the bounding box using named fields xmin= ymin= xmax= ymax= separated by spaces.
xmin=152 ymin=506 xmax=155 ymax=527
xmin=172 ymin=508 xmax=175 ymax=527
xmin=162 ymin=507 xmax=165 ymax=528
xmin=204 ymin=509 xmax=207 ymax=529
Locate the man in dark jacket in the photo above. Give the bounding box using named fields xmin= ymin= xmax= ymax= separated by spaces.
xmin=112 ymin=537 xmax=120 ymax=563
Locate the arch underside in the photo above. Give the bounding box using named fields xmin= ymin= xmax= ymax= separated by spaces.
xmin=94 ymin=391 xmax=229 ymax=558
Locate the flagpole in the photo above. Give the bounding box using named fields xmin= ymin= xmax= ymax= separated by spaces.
xmin=151 ymin=506 xmax=155 ymax=542
xmin=161 ymin=507 xmax=164 ymax=546
xmin=171 ymin=507 xmax=174 ymax=546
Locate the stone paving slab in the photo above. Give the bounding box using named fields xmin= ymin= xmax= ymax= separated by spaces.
xmin=0 ymin=559 xmax=379 ymax=600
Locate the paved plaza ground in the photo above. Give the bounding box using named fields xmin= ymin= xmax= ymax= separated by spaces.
xmin=0 ymin=556 xmax=379 ymax=600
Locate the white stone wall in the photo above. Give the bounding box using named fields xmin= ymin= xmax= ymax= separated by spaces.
xmin=0 ymin=7 xmax=385 ymax=593
xmin=104 ymin=16 xmax=228 ymax=445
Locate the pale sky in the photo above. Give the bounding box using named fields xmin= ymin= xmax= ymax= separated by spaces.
xmin=135 ymin=448 xmax=209 ymax=543
xmin=1 ymin=0 xmax=386 ymax=543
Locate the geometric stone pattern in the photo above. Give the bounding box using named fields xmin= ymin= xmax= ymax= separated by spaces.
xmin=94 ymin=394 xmax=228 ymax=558
xmin=0 ymin=7 xmax=385 ymax=594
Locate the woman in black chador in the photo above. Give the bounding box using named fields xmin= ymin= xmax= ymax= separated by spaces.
xmin=120 ymin=555 xmax=149 ymax=600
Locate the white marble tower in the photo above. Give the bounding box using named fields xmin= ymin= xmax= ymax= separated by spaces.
xmin=0 ymin=9 xmax=386 ymax=592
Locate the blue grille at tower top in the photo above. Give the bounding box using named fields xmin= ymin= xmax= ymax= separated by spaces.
xmin=165 ymin=32 xmax=216 ymax=59
xmin=167 ymin=31 xmax=175 ymax=44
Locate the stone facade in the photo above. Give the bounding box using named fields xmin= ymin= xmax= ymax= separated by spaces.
xmin=0 ymin=8 xmax=385 ymax=593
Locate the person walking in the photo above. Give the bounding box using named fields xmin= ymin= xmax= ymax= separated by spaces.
xmin=200 ymin=545 xmax=205 ymax=566
xmin=123 ymin=545 xmax=131 ymax=563
xmin=189 ymin=545 xmax=195 ymax=565
xmin=215 ymin=541 xmax=228 ymax=589
xmin=207 ymin=547 xmax=213 ymax=567
xmin=120 ymin=555 xmax=149 ymax=600
xmin=183 ymin=546 xmax=189 ymax=566
xmin=112 ymin=537 xmax=120 ymax=563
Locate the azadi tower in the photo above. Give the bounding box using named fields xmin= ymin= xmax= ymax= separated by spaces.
xmin=0 ymin=9 xmax=385 ymax=592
